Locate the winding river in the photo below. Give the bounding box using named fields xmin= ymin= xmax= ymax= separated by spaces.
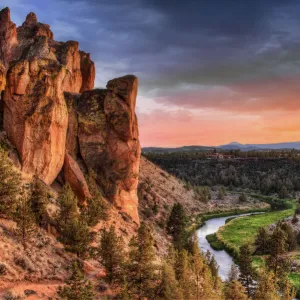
xmin=196 ymin=212 xmax=264 ymax=280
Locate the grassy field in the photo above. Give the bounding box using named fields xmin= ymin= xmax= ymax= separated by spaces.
xmin=217 ymin=201 xmax=295 ymax=255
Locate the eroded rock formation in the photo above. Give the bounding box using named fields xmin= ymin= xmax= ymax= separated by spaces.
xmin=0 ymin=7 xmax=140 ymax=223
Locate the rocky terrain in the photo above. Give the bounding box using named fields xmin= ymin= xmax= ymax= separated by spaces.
xmin=0 ymin=7 xmax=272 ymax=299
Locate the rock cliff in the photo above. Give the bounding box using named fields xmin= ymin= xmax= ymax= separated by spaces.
xmin=0 ymin=7 xmax=140 ymax=224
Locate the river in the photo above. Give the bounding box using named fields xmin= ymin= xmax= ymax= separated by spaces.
xmin=196 ymin=212 xmax=264 ymax=280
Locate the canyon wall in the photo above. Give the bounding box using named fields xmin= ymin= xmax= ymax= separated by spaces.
xmin=0 ymin=7 xmax=140 ymax=224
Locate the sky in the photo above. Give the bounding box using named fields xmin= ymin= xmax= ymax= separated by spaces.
xmin=2 ymin=0 xmax=300 ymax=147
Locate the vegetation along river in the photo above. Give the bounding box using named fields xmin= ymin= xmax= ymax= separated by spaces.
xmin=196 ymin=212 xmax=265 ymax=280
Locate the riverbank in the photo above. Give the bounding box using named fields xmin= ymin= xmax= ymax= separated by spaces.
xmin=216 ymin=200 xmax=296 ymax=256
xmin=189 ymin=203 xmax=270 ymax=234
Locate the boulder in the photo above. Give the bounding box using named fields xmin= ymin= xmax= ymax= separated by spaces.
xmin=64 ymin=153 xmax=91 ymax=204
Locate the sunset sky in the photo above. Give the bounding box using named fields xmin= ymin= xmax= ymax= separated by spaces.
xmin=3 ymin=0 xmax=300 ymax=147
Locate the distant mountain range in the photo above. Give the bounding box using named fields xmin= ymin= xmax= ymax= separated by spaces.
xmin=143 ymin=141 xmax=300 ymax=153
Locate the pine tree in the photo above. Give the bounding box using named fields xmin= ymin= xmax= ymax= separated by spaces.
xmin=267 ymin=225 xmax=287 ymax=278
xmin=282 ymin=279 xmax=296 ymax=300
xmin=126 ymin=223 xmax=157 ymax=299
xmin=238 ymin=244 xmax=255 ymax=297
xmin=174 ymin=249 xmax=196 ymax=299
xmin=98 ymin=226 xmax=125 ymax=284
xmin=15 ymin=191 xmax=36 ymax=250
xmin=224 ymin=280 xmax=248 ymax=300
xmin=190 ymin=234 xmax=204 ymax=299
xmin=166 ymin=203 xmax=187 ymax=249
xmin=57 ymin=260 xmax=94 ymax=300
xmin=254 ymin=227 xmax=270 ymax=255
xmin=81 ymin=172 xmax=108 ymax=226
xmin=0 ymin=146 xmax=21 ymax=216
xmin=157 ymin=263 xmax=183 ymax=300
xmin=255 ymin=269 xmax=280 ymax=300
xmin=30 ymin=175 xmax=48 ymax=226
xmin=280 ymin=222 xmax=297 ymax=251
xmin=58 ymin=184 xmax=78 ymax=227
xmin=60 ymin=217 xmax=92 ymax=257
xmin=227 ymin=263 xmax=239 ymax=282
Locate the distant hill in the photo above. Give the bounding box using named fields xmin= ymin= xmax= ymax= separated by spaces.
xmin=142 ymin=145 xmax=215 ymax=153
xmin=143 ymin=141 xmax=300 ymax=153
xmin=219 ymin=141 xmax=300 ymax=151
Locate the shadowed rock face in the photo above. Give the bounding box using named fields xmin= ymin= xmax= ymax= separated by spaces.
xmin=0 ymin=7 xmax=140 ymax=223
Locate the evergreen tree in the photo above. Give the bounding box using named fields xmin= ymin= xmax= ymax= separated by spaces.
xmin=15 ymin=191 xmax=36 ymax=250
xmin=208 ymin=255 xmax=220 ymax=288
xmin=238 ymin=244 xmax=255 ymax=297
xmin=239 ymin=193 xmax=247 ymax=202
xmin=58 ymin=184 xmax=78 ymax=227
xmin=224 ymin=280 xmax=248 ymax=300
xmin=267 ymin=225 xmax=287 ymax=278
xmin=57 ymin=260 xmax=94 ymax=300
xmin=174 ymin=249 xmax=196 ymax=300
xmin=255 ymin=270 xmax=280 ymax=300
xmin=227 ymin=263 xmax=239 ymax=282
xmin=282 ymin=279 xmax=296 ymax=300
xmin=60 ymin=217 xmax=92 ymax=257
xmin=254 ymin=227 xmax=270 ymax=255
xmin=81 ymin=172 xmax=108 ymax=226
xmin=0 ymin=146 xmax=21 ymax=216
xmin=166 ymin=203 xmax=187 ymax=249
xmin=126 ymin=223 xmax=157 ymax=299
xmin=280 ymin=222 xmax=297 ymax=251
xmin=190 ymin=234 xmax=205 ymax=299
xmin=98 ymin=226 xmax=125 ymax=284
xmin=218 ymin=186 xmax=225 ymax=200
xmin=30 ymin=175 xmax=48 ymax=226
xmin=157 ymin=263 xmax=183 ymax=300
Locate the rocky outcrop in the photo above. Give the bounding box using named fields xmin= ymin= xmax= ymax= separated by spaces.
xmin=0 ymin=7 xmax=17 ymax=67
xmin=0 ymin=7 xmax=140 ymax=224
xmin=67 ymin=75 xmax=141 ymax=223
xmin=80 ymin=51 xmax=95 ymax=93
xmin=3 ymin=59 xmax=68 ymax=184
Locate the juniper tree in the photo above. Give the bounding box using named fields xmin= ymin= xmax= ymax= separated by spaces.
xmin=0 ymin=146 xmax=21 ymax=216
xmin=98 ymin=226 xmax=125 ymax=284
xmin=282 ymin=278 xmax=296 ymax=300
xmin=238 ymin=244 xmax=255 ymax=297
xmin=30 ymin=175 xmax=48 ymax=226
xmin=126 ymin=223 xmax=157 ymax=299
xmin=15 ymin=191 xmax=36 ymax=250
xmin=57 ymin=260 xmax=94 ymax=300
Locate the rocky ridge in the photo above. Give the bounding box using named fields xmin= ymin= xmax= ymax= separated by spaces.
xmin=0 ymin=7 xmax=140 ymax=224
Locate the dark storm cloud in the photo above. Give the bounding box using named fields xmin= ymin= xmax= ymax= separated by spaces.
xmin=3 ymin=0 xmax=300 ymax=109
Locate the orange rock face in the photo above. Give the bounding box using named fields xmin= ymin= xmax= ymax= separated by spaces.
xmin=0 ymin=8 xmax=96 ymax=184
xmin=3 ymin=59 xmax=68 ymax=184
xmin=0 ymin=7 xmax=140 ymax=224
